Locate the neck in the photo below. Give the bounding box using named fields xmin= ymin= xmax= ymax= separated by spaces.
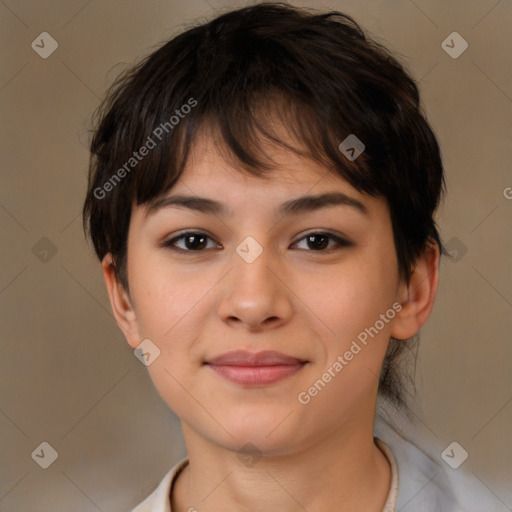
xmin=171 ymin=416 xmax=391 ymax=512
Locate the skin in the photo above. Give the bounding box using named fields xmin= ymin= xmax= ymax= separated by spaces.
xmin=102 ymin=126 xmax=439 ymax=512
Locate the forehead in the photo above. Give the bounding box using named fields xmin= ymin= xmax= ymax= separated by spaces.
xmin=161 ymin=128 xmax=368 ymax=203
xmin=191 ymin=139 xmax=324 ymax=188
xmin=132 ymin=126 xmax=388 ymax=225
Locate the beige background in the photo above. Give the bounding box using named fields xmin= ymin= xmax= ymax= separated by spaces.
xmin=1 ymin=0 xmax=511 ymax=510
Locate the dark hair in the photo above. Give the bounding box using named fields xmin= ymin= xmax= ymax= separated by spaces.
xmin=82 ymin=2 xmax=447 ymax=412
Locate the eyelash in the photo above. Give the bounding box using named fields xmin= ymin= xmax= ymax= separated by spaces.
xmin=162 ymin=230 xmax=353 ymax=253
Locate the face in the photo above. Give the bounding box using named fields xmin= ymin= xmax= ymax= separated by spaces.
xmin=104 ymin=129 xmax=428 ymax=457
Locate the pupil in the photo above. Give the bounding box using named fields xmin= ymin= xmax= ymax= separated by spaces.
xmin=308 ymin=235 xmax=327 ymax=250
xmin=187 ymin=235 xmax=206 ymax=250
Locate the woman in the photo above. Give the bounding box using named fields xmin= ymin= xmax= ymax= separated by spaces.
xmin=82 ymin=3 xmax=498 ymax=511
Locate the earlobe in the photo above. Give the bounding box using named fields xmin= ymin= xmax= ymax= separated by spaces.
xmin=101 ymin=253 xmax=141 ymax=349
xmin=390 ymin=241 xmax=440 ymax=341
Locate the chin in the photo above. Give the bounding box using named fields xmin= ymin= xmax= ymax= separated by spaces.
xmin=223 ymin=418 xmax=303 ymax=453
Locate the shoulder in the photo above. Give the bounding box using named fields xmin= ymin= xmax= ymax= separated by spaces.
xmin=130 ymin=457 xmax=189 ymax=512
xmin=374 ymin=413 xmax=506 ymax=512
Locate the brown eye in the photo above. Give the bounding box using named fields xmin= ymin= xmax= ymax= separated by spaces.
xmin=293 ymin=232 xmax=352 ymax=251
xmin=163 ymin=230 xmax=352 ymax=253
xmin=164 ymin=232 xmax=219 ymax=251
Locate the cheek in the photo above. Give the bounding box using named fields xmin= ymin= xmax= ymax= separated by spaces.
xmin=129 ymin=250 xmax=211 ymax=340
xmin=130 ymin=259 xmax=213 ymax=413
xmin=297 ymin=251 xmax=399 ymax=389
xmin=303 ymin=258 xmax=396 ymax=336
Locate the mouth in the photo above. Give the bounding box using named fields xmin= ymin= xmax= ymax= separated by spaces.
xmin=203 ymin=350 xmax=309 ymax=386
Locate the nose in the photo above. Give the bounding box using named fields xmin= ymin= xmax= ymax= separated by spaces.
xmin=217 ymin=242 xmax=293 ymax=332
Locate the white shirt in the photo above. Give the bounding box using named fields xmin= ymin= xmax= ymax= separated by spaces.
xmin=130 ymin=415 xmax=505 ymax=511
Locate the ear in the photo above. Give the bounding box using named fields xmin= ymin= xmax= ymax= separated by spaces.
xmin=101 ymin=253 xmax=141 ymax=349
xmin=390 ymin=241 xmax=440 ymax=340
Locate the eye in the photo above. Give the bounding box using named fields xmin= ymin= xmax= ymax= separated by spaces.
xmin=292 ymin=232 xmax=353 ymax=251
xmin=162 ymin=231 xmax=352 ymax=253
xmin=163 ymin=231 xmax=220 ymax=252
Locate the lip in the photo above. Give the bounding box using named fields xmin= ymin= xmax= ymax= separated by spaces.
xmin=204 ymin=350 xmax=308 ymax=386
xmin=204 ymin=350 xmax=307 ymax=366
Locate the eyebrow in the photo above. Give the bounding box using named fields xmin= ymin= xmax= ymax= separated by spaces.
xmin=145 ymin=191 xmax=369 ymax=219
